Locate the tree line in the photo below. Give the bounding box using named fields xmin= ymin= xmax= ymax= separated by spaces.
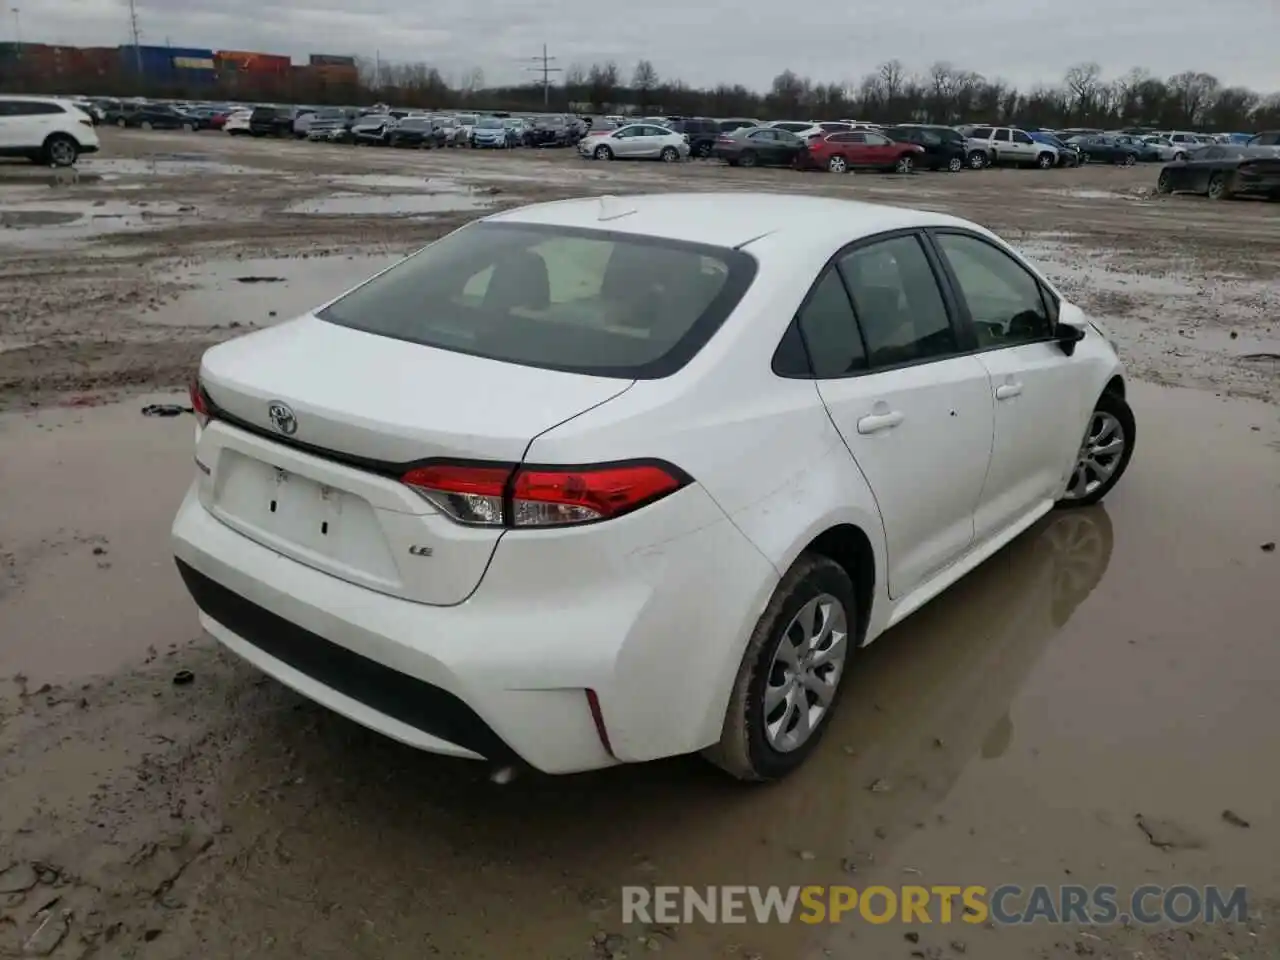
xmin=5 ymin=54 xmax=1277 ymax=131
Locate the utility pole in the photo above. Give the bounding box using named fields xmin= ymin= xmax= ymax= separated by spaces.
xmin=127 ymin=0 xmax=142 ymax=74
xmin=524 ymin=44 xmax=562 ymax=108
xmin=10 ymin=7 xmax=20 ymax=47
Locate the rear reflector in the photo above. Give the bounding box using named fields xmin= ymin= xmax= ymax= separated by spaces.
xmin=401 ymin=460 xmax=689 ymax=528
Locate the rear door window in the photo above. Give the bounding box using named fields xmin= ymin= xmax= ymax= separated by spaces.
xmin=317 ymin=222 xmax=757 ymax=379
xmin=794 ymin=270 xmax=866 ymax=377
xmin=837 ymin=235 xmax=958 ymax=369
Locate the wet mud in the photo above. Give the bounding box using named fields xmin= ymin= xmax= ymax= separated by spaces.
xmin=2 ymin=377 xmax=1277 ymax=959
xmin=1 ymin=131 xmax=1278 ymax=959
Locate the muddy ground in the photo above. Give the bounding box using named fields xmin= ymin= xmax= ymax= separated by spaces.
xmin=1 ymin=131 xmax=1278 ymax=959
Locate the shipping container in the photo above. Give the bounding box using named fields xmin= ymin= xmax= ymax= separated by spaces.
xmin=216 ymin=50 xmax=291 ymax=75
xmin=120 ymin=44 xmax=216 ymax=78
xmin=309 ymin=53 xmax=356 ymax=67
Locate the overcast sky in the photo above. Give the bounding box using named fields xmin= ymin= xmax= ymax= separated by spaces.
xmin=15 ymin=0 xmax=1278 ymax=93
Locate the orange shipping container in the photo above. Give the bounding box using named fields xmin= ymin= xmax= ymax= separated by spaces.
xmin=216 ymin=50 xmax=291 ymax=74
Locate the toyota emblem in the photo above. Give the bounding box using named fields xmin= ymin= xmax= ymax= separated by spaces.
xmin=267 ymin=401 xmax=298 ymax=436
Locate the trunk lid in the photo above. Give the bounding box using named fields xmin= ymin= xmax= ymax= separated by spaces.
xmin=196 ymin=316 xmax=632 ymax=605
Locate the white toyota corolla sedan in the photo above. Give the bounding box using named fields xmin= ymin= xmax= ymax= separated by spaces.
xmin=172 ymin=193 xmax=1134 ymax=781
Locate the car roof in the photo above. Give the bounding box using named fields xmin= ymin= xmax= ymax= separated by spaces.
xmin=0 ymin=94 xmax=78 ymax=103
xmin=485 ymin=193 xmax=975 ymax=249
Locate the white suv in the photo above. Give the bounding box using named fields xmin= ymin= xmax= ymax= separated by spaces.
xmin=0 ymin=95 xmax=101 ymax=167
xmin=966 ymin=126 xmax=1058 ymax=169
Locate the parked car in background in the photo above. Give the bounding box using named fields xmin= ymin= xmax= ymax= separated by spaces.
xmin=1029 ymin=131 xmax=1081 ymax=167
xmin=664 ymin=117 xmax=721 ymax=158
xmin=432 ymin=116 xmax=465 ymax=146
xmin=0 ymin=94 xmax=100 ymax=166
xmin=223 ymin=109 xmax=252 ymax=136
xmin=116 ymin=103 xmax=195 ymax=131
xmin=389 ymin=116 xmax=447 ymax=149
xmin=1248 ymin=131 xmax=1280 ymax=146
xmin=1156 ymin=145 xmax=1280 ymax=200
xmin=1160 ymin=132 xmax=1202 ymax=157
xmin=712 ymin=126 xmax=807 ymax=168
xmin=1065 ymin=135 xmax=1139 ymax=166
xmin=471 ymin=117 xmax=513 ymax=149
xmin=248 ymin=106 xmax=293 ymax=137
xmin=527 ymin=115 xmax=573 ymax=147
xmin=578 ymin=123 xmax=689 ymax=162
xmin=718 ymin=118 xmax=761 ymax=133
xmin=1111 ymin=135 xmax=1163 ymax=162
xmin=806 ymin=130 xmax=925 ymax=173
xmin=966 ymin=127 xmax=1058 ymax=168
xmin=883 ymin=125 xmax=968 ymax=171
xmin=350 ymin=114 xmax=395 ymax=146
xmin=302 ymin=107 xmax=351 ymax=141
xmin=454 ymin=113 xmax=480 ymax=144
xmin=174 ymin=192 xmax=1133 ymax=781
xmin=68 ymin=99 xmax=104 ymax=124
xmin=1140 ymin=136 xmax=1179 ymax=161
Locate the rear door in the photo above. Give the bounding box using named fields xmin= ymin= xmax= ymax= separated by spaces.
xmin=0 ymin=100 xmax=20 ymax=149
xmin=929 ymin=230 xmax=1085 ymax=543
xmin=861 ymin=132 xmax=898 ymax=167
xmin=842 ymin=131 xmax=871 ymax=166
xmin=804 ymin=231 xmax=995 ymax=598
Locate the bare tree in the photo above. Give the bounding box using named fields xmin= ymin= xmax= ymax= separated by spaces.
xmin=1063 ymin=62 xmax=1102 ymax=119
xmin=586 ymin=61 xmax=619 ymax=111
xmin=877 ymin=59 xmax=906 ymax=105
xmin=1167 ymin=70 xmax=1219 ymax=126
xmin=632 ymin=60 xmax=659 ymax=111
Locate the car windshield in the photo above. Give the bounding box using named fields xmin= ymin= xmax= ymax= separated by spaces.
xmin=477 ymin=119 xmax=504 ymax=129
xmin=317 ymin=221 xmax=757 ymax=379
xmin=399 ymin=119 xmax=430 ymax=129
xmin=456 ymin=114 xmax=479 ymax=124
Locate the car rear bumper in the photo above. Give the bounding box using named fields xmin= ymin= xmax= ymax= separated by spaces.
xmin=172 ymin=480 xmax=777 ymax=774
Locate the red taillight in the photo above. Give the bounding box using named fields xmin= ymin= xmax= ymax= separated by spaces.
xmin=189 ymin=375 xmax=211 ymax=427
xmin=401 ymin=460 xmax=688 ymax=528
xmin=401 ymin=463 xmax=510 ymax=526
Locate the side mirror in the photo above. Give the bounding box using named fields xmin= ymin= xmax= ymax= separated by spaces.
xmin=1055 ymin=322 xmax=1087 ymax=356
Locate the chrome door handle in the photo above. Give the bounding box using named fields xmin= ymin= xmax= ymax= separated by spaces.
xmin=856 ymin=410 xmax=904 ymax=434
xmin=995 ymin=382 xmax=1023 ymax=400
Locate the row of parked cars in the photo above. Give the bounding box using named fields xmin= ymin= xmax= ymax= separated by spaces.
xmin=215 ymin=104 xmax=590 ymax=149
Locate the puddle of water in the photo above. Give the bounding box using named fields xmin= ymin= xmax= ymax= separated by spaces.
xmin=82 ymin=157 xmax=263 ymax=178
xmin=325 ymin=174 xmax=459 ymax=190
xmin=141 ymin=252 xmax=406 ymax=328
xmin=0 ymin=197 xmax=195 ymax=247
xmin=0 ymin=392 xmax=201 ymax=683
xmin=285 ymin=191 xmax=495 ymax=216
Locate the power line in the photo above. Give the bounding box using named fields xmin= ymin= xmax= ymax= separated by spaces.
xmin=127 ymin=0 xmax=142 ymax=74
xmin=524 ymin=43 xmax=562 ymax=108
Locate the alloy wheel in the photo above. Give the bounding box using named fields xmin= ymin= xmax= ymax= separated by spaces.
xmin=1062 ymin=411 xmax=1125 ymax=501
xmin=828 ymin=156 xmax=847 ymax=174
xmin=48 ymin=139 xmax=76 ymax=167
xmin=948 ymin=156 xmax=963 ymax=172
xmin=763 ymin=593 xmax=848 ymax=753
xmin=895 ymin=155 xmax=914 ymax=174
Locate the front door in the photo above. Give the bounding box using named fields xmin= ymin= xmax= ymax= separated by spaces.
xmin=803 ymin=233 xmax=995 ymax=598
xmin=929 ymin=230 xmax=1084 ymax=544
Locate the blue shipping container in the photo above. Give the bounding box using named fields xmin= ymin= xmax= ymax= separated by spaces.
xmin=120 ymin=45 xmax=216 ymax=77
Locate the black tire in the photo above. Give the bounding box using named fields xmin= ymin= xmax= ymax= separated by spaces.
xmin=739 ymin=150 xmax=758 ymax=168
xmin=947 ymin=156 xmax=963 ymax=172
xmin=1121 ymin=153 xmax=1136 ymax=167
xmin=968 ymin=151 xmax=986 ymax=170
xmin=116 ymin=118 xmax=127 ymax=128
xmin=1156 ymin=170 xmax=1173 ymax=194
xmin=894 ymin=154 xmax=914 ymax=174
xmin=660 ymin=146 xmax=679 ymax=162
xmin=827 ymin=154 xmax=848 ymax=174
xmin=594 ymin=144 xmax=613 ymax=160
xmin=1056 ymin=389 xmax=1136 ymax=509
xmin=1037 ymin=152 xmax=1055 ymax=169
xmin=695 ymin=142 xmax=713 ymax=158
xmin=1207 ymin=173 xmax=1230 ymax=200
xmin=704 ymin=553 xmax=858 ymax=782
xmin=140 ymin=120 xmax=153 ymax=132
xmin=42 ymin=133 xmax=79 ymax=168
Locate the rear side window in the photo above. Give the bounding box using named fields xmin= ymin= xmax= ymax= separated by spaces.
xmin=317 ymin=222 xmax=757 ymax=380
xmin=838 ymin=236 xmax=957 ymax=369
xmin=971 ymin=127 xmax=994 ymax=138
xmin=8 ymin=101 xmax=65 ymax=116
xmin=794 ymin=270 xmax=866 ymax=377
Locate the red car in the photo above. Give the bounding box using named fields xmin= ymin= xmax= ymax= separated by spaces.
xmin=805 ymin=131 xmax=925 ymax=174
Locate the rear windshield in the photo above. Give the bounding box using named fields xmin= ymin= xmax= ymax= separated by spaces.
xmin=317 ymin=221 xmax=757 ymax=379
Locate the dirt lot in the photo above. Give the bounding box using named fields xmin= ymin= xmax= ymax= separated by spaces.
xmin=1 ymin=130 xmax=1278 ymax=959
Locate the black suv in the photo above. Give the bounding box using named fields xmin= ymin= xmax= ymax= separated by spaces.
xmin=249 ymin=106 xmax=293 ymax=137
xmin=664 ymin=117 xmax=721 ymax=158
xmin=882 ymin=125 xmax=968 ymax=172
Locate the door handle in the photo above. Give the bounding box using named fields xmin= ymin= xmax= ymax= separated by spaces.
xmin=856 ymin=410 xmax=904 ymax=434
xmin=995 ymin=382 xmax=1023 ymax=400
